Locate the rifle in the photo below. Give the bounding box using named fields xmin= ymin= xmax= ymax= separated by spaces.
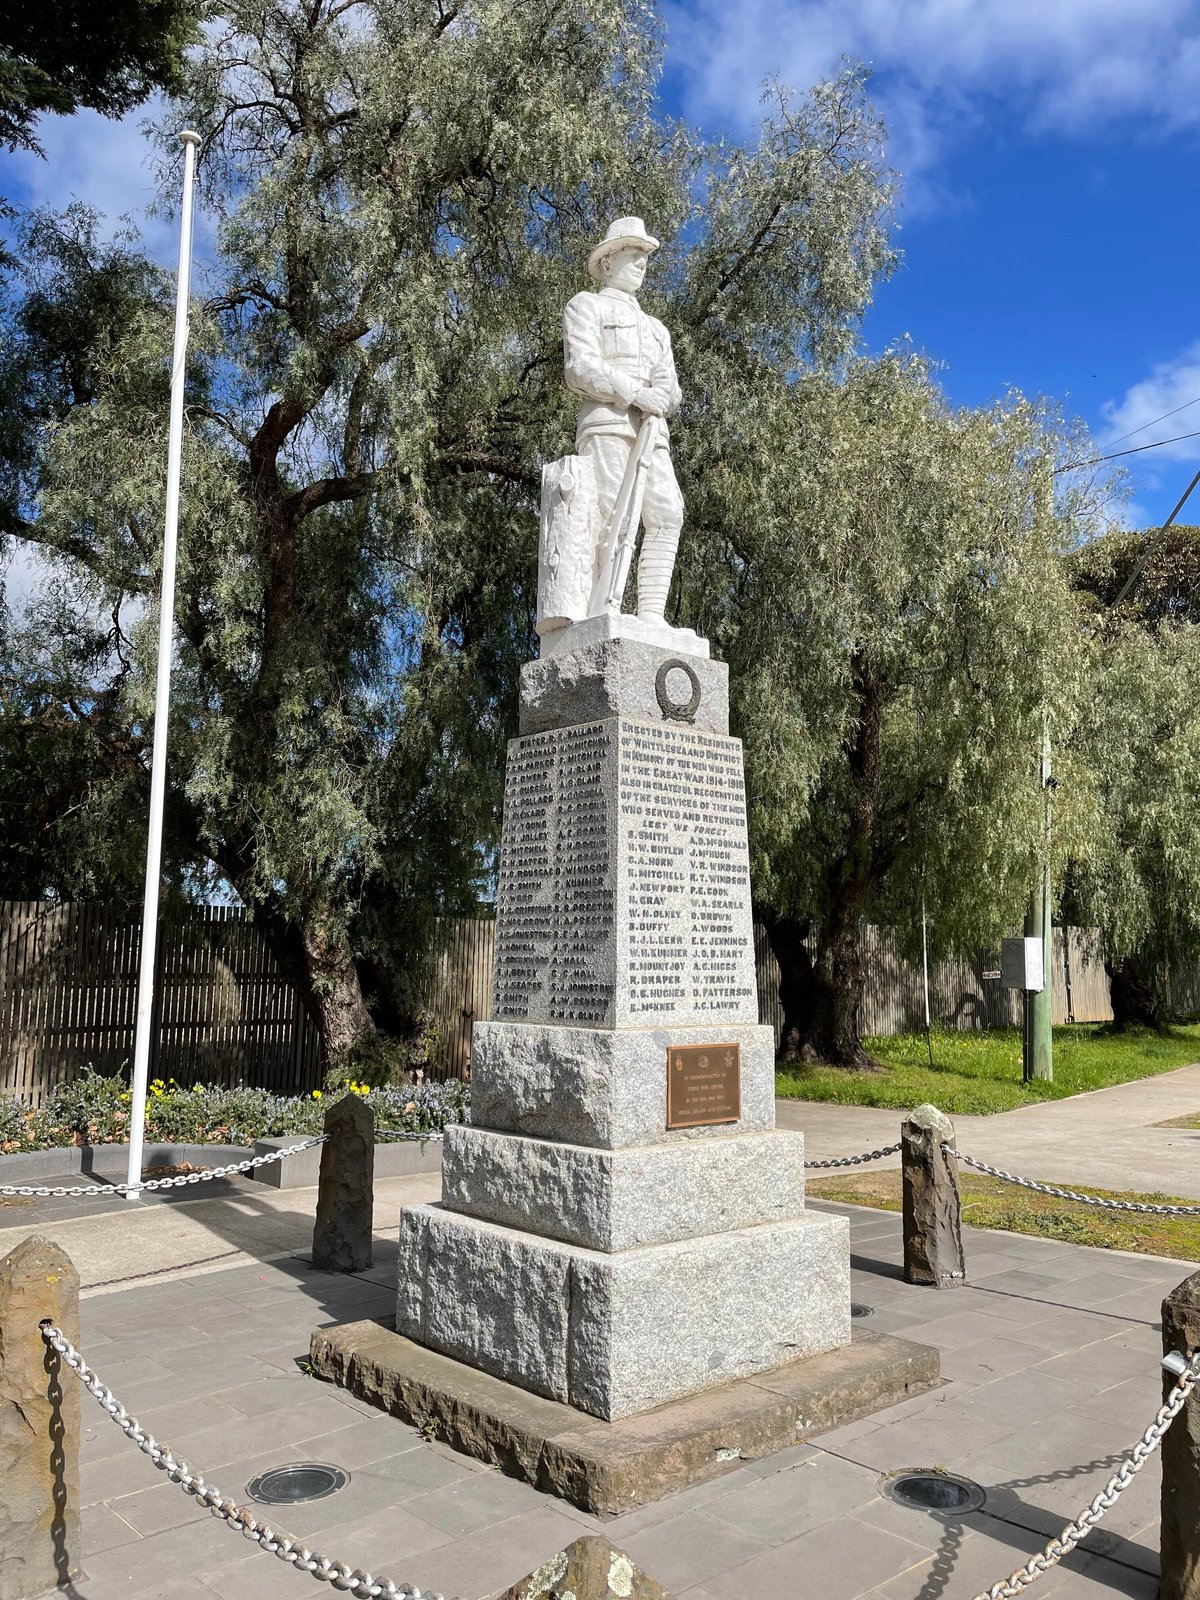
xmin=591 ymin=414 xmax=660 ymax=615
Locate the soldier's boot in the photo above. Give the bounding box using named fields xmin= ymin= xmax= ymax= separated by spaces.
xmin=636 ymin=523 xmax=682 ymax=622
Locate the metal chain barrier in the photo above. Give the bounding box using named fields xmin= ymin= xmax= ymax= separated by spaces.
xmin=0 ymin=1136 xmax=327 ymax=1199
xmin=972 ymin=1348 xmax=1200 ymax=1599
xmin=805 ymin=1143 xmax=902 ymax=1170
xmin=375 ymin=1129 xmax=446 ymax=1143
xmin=39 ymin=1323 xmax=449 ymax=1600
xmin=953 ymin=1150 xmax=1200 ymax=1216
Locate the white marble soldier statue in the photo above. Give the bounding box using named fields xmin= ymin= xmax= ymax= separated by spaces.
xmin=537 ymin=217 xmax=695 ymax=649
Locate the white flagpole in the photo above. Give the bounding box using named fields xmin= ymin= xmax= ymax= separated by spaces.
xmin=125 ymin=130 xmax=202 ymax=1200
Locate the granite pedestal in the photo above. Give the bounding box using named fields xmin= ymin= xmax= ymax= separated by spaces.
xmin=394 ymin=636 xmax=856 ymax=1421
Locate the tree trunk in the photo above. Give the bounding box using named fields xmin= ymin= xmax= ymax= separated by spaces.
xmin=249 ymin=898 xmax=375 ymax=1063
xmin=762 ymin=656 xmax=884 ymax=1070
xmin=760 ymin=910 xmax=817 ymax=1062
xmin=808 ymin=891 xmax=880 ymax=1068
xmin=1106 ymin=954 xmax=1168 ymax=1031
xmin=301 ymin=918 xmax=376 ymax=1060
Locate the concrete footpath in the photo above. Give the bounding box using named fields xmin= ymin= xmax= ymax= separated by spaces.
xmin=777 ymin=1060 xmax=1200 ymax=1201
xmin=32 ymin=1191 xmax=1190 ymax=1600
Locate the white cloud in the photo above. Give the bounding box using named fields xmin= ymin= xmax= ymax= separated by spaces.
xmin=1099 ymin=342 xmax=1200 ymax=465
xmin=662 ymin=0 xmax=1200 ymax=202
xmin=2 ymin=99 xmax=208 ymax=268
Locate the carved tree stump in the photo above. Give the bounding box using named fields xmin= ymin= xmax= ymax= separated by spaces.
xmin=0 ymin=1235 xmax=81 ymax=1600
xmin=902 ymin=1104 xmax=966 ymax=1289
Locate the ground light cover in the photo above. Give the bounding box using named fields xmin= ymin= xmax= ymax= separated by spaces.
xmin=777 ymin=1023 xmax=1200 ymax=1114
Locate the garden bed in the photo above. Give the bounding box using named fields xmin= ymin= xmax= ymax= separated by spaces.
xmin=0 ymin=1069 xmax=468 ymax=1154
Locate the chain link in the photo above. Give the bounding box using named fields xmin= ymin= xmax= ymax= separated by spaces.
xmin=972 ymin=1348 xmax=1200 ymax=1600
xmin=0 ymin=1136 xmax=327 ymax=1199
xmin=953 ymin=1151 xmax=1200 ymax=1215
xmin=805 ymin=1143 xmax=902 ymax=1170
xmin=40 ymin=1323 xmax=450 ymax=1600
xmin=374 ymin=1129 xmax=445 ymax=1143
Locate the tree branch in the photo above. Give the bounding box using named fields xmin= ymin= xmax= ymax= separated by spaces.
xmin=282 ymin=470 xmax=376 ymax=525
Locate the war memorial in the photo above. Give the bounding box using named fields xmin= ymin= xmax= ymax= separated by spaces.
xmin=307 ymin=219 xmax=936 ymax=1508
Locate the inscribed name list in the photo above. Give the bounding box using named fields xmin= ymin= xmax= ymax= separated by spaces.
xmin=493 ymin=721 xmax=617 ymax=1026
xmin=620 ymin=722 xmax=757 ymax=1026
xmin=491 ymin=717 xmax=758 ymax=1029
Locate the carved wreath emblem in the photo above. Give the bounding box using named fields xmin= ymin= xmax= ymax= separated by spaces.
xmin=655 ymin=659 xmax=701 ymax=723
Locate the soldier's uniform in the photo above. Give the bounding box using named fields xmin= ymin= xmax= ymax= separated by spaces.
xmin=562 ymin=284 xmax=684 ymax=620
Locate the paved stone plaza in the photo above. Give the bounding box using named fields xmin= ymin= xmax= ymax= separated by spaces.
xmin=30 ymin=1180 xmax=1188 ymax=1600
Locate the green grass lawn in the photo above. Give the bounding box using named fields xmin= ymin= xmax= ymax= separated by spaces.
xmin=776 ymin=1023 xmax=1200 ymax=1115
xmin=807 ymin=1169 xmax=1200 ymax=1261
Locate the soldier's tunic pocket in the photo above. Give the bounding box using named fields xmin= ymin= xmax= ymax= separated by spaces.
xmin=601 ymin=312 xmax=638 ymax=358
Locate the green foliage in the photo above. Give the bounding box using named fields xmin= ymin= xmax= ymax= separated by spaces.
xmin=722 ymin=358 xmax=1093 ymax=944
xmin=0 ymin=0 xmax=196 ymax=155
xmin=776 ymin=1022 xmax=1200 ymax=1114
xmin=1064 ymin=526 xmax=1200 ymax=997
xmin=324 ymin=1022 xmax=440 ymax=1091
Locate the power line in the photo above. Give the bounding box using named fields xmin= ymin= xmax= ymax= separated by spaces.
xmin=1103 ymin=391 xmax=1200 ymax=451
xmin=1055 ymin=427 xmax=1200 ymax=474
xmin=1110 ymin=463 xmax=1200 ymax=609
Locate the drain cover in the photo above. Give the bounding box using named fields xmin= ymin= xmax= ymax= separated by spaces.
xmin=881 ymin=1470 xmax=984 ymax=1514
xmin=850 ymin=1302 xmax=873 ymax=1318
xmin=246 ymin=1463 xmax=348 ymax=1505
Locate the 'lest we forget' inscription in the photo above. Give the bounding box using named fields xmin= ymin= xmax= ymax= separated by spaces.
xmin=667 ymin=1043 xmax=741 ymax=1129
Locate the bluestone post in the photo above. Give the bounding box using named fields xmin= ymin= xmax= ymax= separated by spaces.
xmin=313 ymin=1093 xmax=375 ymax=1272
xmin=1162 ymin=1269 xmax=1200 ymax=1600
xmin=902 ymin=1104 xmax=966 ymax=1288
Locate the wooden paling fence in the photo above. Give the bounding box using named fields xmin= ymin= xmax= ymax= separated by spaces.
xmin=1 ymin=901 xmax=322 ymax=1106
xmin=420 ymin=918 xmax=1118 ymax=1077
xmin=0 ymin=902 xmax=1155 ymax=1099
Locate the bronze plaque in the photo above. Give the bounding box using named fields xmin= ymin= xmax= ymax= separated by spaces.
xmin=666 ymin=1043 xmax=741 ymax=1129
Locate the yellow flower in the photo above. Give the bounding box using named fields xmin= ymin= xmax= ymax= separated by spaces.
xmin=312 ymin=1090 xmax=323 ymax=1100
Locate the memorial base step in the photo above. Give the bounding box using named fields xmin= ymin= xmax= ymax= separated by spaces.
xmin=309 ymin=1317 xmax=942 ymax=1517
xmin=396 ymin=1202 xmax=851 ymax=1420
xmin=469 ymin=1021 xmax=777 ymax=1149
xmin=441 ymin=1125 xmax=806 ymax=1252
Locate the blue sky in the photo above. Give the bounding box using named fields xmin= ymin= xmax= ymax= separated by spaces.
xmin=660 ymin=0 xmax=1200 ymax=530
xmin=4 ymin=0 xmax=1200 ymax=533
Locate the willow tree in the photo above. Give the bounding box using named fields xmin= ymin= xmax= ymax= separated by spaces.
xmin=5 ymin=4 xmax=897 ymax=1059
xmin=686 ymin=355 xmax=1097 ymax=1068
xmin=1067 ymin=527 xmax=1200 ymax=1028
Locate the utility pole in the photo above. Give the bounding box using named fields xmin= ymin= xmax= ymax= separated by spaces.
xmin=1023 ymin=715 xmax=1054 ymax=1082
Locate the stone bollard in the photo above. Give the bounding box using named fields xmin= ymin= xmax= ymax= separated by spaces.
xmin=313 ymin=1093 xmax=375 ymax=1272
xmin=0 ymin=1235 xmax=81 ymax=1600
xmin=1162 ymin=1269 xmax=1200 ymax=1600
xmin=901 ymin=1104 xmax=966 ymax=1289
